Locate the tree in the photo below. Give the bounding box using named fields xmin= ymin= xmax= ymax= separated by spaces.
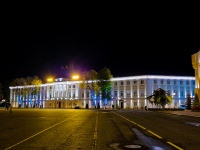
xmin=79 ymin=67 xmax=113 ymax=108
xmin=97 ymin=67 xmax=113 ymax=107
xmin=79 ymin=69 xmax=100 ymax=107
xmin=193 ymin=93 xmax=200 ymax=107
xmin=147 ymin=88 xmax=173 ymax=108
xmin=10 ymin=76 xmax=43 ymax=108
xmin=185 ymin=93 xmax=192 ymax=110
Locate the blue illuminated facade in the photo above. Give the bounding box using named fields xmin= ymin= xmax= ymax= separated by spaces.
xmin=9 ymin=75 xmax=195 ymax=109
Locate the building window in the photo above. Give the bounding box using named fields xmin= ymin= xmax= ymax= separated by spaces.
xmin=140 ymin=90 xmax=144 ymax=96
xmin=120 ymin=91 xmax=123 ymax=97
xmin=141 ymin=80 xmax=144 ymax=84
xmin=192 ymin=81 xmax=195 ymax=85
xmin=127 ymin=81 xmax=130 ymax=85
xmin=134 ymin=81 xmax=137 ymax=84
xmin=167 ymin=80 xmax=170 ymax=84
xmin=174 ymin=80 xmax=177 ymax=85
xmin=173 ymin=90 xmax=177 ymax=95
xmin=86 ymin=91 xmax=89 ymax=98
xmin=161 ymin=80 xmax=164 ymax=84
xmin=115 ymin=82 xmax=117 ymax=86
xmin=134 ymin=102 xmax=137 ymax=106
xmin=81 ymin=92 xmax=84 ymax=98
xmin=180 ymin=81 xmax=183 ymax=85
xmin=180 ymin=90 xmax=184 ymax=96
xmin=127 ymin=90 xmax=130 ymax=97
xmin=72 ymin=90 xmax=75 ymax=98
xmin=186 ymin=80 xmax=189 ymax=85
xmin=134 ymin=91 xmax=137 ymax=96
xmin=121 ymin=82 xmax=123 ymax=85
xmin=154 ymin=80 xmax=157 ymax=84
xmin=114 ymin=91 xmax=117 ymax=97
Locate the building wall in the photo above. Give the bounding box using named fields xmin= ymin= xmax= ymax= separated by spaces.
xmin=9 ymin=75 xmax=195 ymax=109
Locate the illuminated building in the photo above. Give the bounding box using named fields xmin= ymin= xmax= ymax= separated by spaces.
xmin=9 ymin=75 xmax=195 ymax=109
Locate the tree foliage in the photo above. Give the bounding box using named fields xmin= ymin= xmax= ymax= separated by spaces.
xmin=186 ymin=93 xmax=192 ymax=110
xmin=79 ymin=67 xmax=113 ymax=106
xmin=193 ymin=93 xmax=200 ymax=107
xmin=10 ymin=76 xmax=43 ymax=86
xmin=97 ymin=67 xmax=113 ymax=103
xmin=10 ymin=76 xmax=43 ymax=98
xmin=79 ymin=69 xmax=99 ymax=93
xmin=147 ymin=88 xmax=173 ymax=108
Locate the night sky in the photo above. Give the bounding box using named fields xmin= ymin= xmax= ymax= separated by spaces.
xmin=1 ymin=4 xmax=200 ymax=86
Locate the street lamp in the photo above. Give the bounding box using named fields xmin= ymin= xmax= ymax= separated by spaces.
xmin=72 ymin=75 xmax=79 ymax=80
xmin=47 ymin=77 xmax=54 ymax=83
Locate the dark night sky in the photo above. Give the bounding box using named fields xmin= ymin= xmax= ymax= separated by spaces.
xmin=1 ymin=4 xmax=200 ymax=86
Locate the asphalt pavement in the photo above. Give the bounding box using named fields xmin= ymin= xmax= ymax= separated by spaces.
xmin=161 ymin=110 xmax=200 ymax=117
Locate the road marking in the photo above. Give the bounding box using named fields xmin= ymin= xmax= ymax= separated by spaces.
xmin=147 ymin=130 xmax=162 ymax=139
xmin=4 ymin=112 xmax=85 ymax=150
xmin=137 ymin=124 xmax=146 ymax=130
xmin=92 ymin=111 xmax=98 ymax=150
xmin=167 ymin=142 xmax=184 ymax=150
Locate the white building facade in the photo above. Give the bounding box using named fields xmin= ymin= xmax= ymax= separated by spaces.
xmin=9 ymin=75 xmax=195 ymax=109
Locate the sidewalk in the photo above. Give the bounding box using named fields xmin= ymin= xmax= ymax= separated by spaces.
xmin=162 ymin=110 xmax=200 ymax=117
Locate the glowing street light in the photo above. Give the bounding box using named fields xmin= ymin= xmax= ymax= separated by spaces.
xmin=47 ymin=78 xmax=54 ymax=83
xmin=72 ymin=75 xmax=79 ymax=80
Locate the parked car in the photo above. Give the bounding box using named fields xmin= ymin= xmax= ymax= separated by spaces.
xmin=178 ymin=104 xmax=187 ymax=110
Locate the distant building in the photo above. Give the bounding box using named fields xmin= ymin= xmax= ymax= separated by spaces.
xmin=192 ymin=50 xmax=200 ymax=98
xmin=9 ymin=75 xmax=195 ymax=109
